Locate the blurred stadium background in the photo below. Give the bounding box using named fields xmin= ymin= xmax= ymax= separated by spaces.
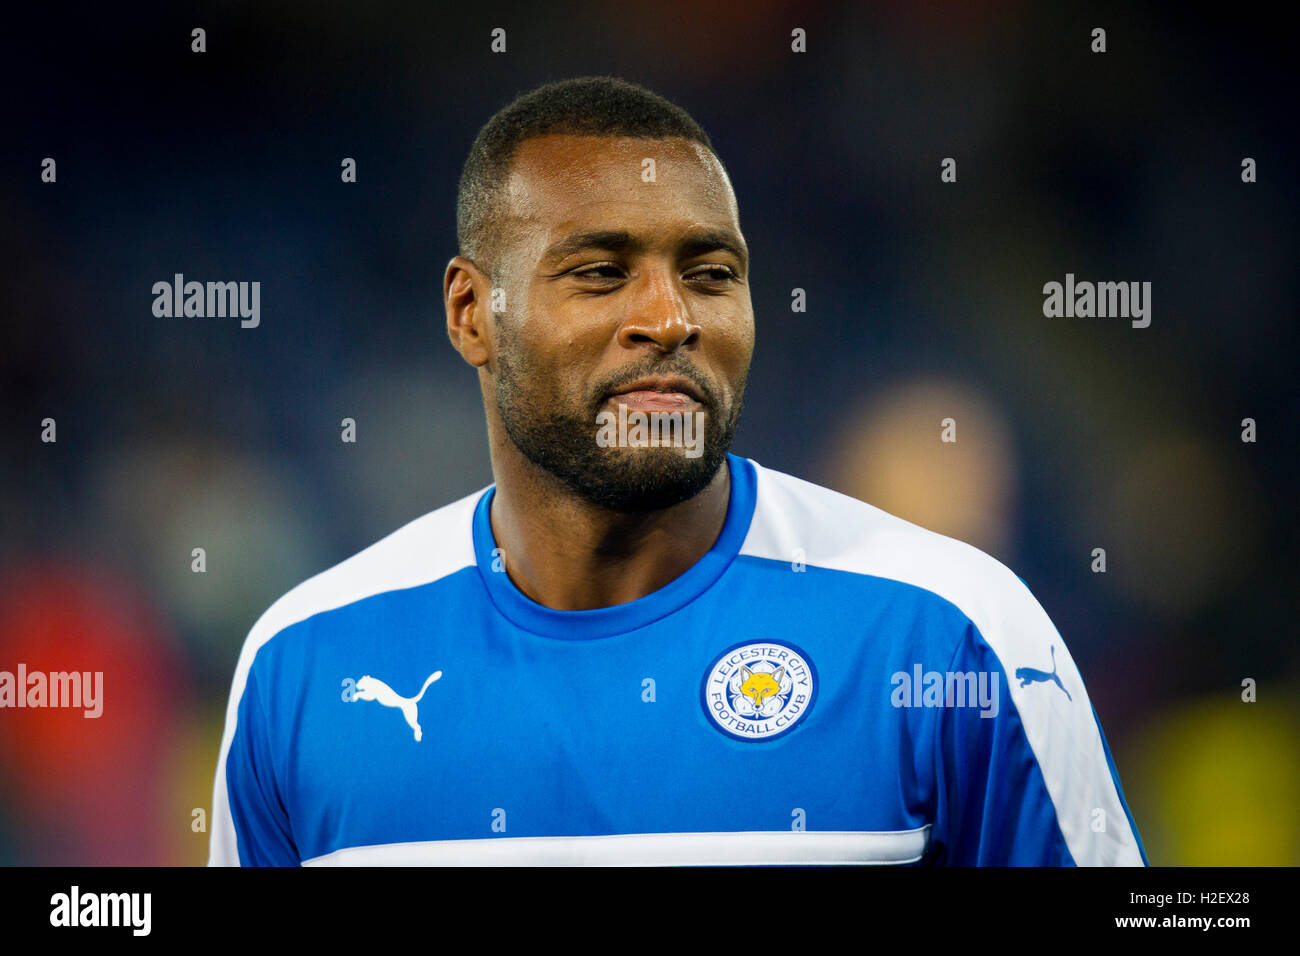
xmin=1 ymin=1 xmax=1295 ymax=865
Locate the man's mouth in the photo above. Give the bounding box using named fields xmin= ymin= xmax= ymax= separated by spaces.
xmin=606 ymin=376 xmax=706 ymax=411
xmin=606 ymin=389 xmax=700 ymax=412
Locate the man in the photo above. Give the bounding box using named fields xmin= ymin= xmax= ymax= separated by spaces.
xmin=209 ymin=76 xmax=1147 ymax=866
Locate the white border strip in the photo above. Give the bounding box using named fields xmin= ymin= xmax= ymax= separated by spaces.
xmin=302 ymin=827 xmax=931 ymax=867
xmin=738 ymin=460 xmax=1146 ymax=866
xmin=209 ymin=489 xmax=486 ymax=865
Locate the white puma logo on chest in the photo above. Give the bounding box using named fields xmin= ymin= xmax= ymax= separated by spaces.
xmin=349 ymin=671 xmax=442 ymax=741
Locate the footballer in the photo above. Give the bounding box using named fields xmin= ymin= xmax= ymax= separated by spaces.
xmin=209 ymin=76 xmax=1147 ymax=866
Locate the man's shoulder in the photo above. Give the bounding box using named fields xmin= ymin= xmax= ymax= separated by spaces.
xmin=236 ymin=484 xmax=488 ymax=666
xmin=743 ymin=458 xmax=1055 ymax=647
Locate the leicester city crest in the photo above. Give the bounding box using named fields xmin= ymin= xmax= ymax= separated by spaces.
xmin=700 ymin=640 xmax=818 ymax=741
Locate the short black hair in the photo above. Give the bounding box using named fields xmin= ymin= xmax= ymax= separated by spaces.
xmin=456 ymin=76 xmax=716 ymax=274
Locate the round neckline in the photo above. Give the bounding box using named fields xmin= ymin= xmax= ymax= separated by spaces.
xmin=472 ymin=454 xmax=756 ymax=639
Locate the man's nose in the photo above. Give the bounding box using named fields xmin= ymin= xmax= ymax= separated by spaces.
xmin=616 ymin=266 xmax=700 ymax=353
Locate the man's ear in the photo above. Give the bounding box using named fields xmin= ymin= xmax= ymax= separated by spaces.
xmin=444 ymin=255 xmax=493 ymax=368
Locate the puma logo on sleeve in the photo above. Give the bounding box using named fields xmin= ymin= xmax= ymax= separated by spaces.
xmin=1014 ymin=646 xmax=1072 ymax=701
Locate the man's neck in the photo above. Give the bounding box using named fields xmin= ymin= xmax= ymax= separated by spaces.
xmin=487 ymin=454 xmax=731 ymax=611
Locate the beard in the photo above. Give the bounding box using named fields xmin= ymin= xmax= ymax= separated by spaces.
xmin=494 ymin=336 xmax=743 ymax=514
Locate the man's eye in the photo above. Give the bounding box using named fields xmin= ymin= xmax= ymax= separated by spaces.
xmin=572 ymin=265 xmax=623 ymax=279
xmin=686 ymin=265 xmax=737 ymax=282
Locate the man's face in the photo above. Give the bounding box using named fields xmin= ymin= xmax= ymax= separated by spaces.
xmin=485 ymin=134 xmax=754 ymax=512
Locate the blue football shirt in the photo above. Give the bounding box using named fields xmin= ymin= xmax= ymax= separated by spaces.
xmin=208 ymin=453 xmax=1147 ymax=866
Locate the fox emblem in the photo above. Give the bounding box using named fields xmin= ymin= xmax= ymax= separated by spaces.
xmin=350 ymin=671 xmax=443 ymax=741
xmin=739 ymin=665 xmax=785 ymax=709
xmin=703 ymin=640 xmax=817 ymax=741
xmin=1014 ymin=647 xmax=1071 ymax=701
